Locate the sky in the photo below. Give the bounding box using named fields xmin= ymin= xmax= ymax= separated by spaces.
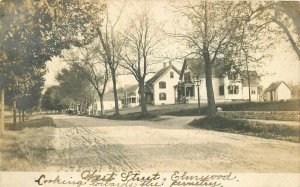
xmin=44 ymin=0 xmax=300 ymax=90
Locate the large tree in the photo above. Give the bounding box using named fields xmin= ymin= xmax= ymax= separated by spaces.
xmin=56 ymin=65 xmax=94 ymax=114
xmin=0 ymin=0 xmax=51 ymax=125
xmin=121 ymin=9 xmax=162 ymax=116
xmin=270 ymin=2 xmax=300 ymax=60
xmin=92 ymin=4 xmax=125 ymax=116
xmin=172 ymin=1 xmax=253 ymax=117
xmin=62 ymin=45 xmax=110 ymax=116
xmin=41 ymin=86 xmax=68 ymax=113
xmin=237 ymin=2 xmax=300 ymax=60
xmin=0 ymin=0 xmax=106 ymax=125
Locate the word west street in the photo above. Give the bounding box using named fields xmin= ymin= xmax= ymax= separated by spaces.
xmin=34 ymin=170 xmax=238 ymax=187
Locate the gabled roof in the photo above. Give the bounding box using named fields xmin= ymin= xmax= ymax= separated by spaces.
xmin=102 ymin=85 xmax=139 ymax=101
xmin=291 ymin=85 xmax=300 ymax=91
xmin=146 ymin=65 xmax=180 ymax=85
xmin=124 ymin=84 xmax=139 ymax=93
xmin=241 ymin=71 xmax=261 ymax=87
xmin=291 ymin=85 xmax=300 ymax=95
xmin=265 ymin=81 xmax=291 ymax=92
xmin=179 ymin=58 xmax=230 ymax=80
xmin=117 ymin=84 xmax=139 ymax=97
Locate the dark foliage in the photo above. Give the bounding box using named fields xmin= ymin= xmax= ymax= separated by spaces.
xmin=189 ymin=116 xmax=300 ymax=143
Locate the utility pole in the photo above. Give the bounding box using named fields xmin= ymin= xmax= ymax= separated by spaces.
xmin=194 ymin=76 xmax=202 ymax=114
xmin=1 ymin=89 xmax=4 ymax=135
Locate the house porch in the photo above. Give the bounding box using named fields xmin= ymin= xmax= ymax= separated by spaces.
xmin=174 ymin=81 xmax=198 ymax=103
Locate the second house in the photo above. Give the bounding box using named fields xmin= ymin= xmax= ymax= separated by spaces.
xmin=145 ymin=62 xmax=180 ymax=105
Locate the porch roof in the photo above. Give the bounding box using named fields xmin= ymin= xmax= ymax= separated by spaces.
xmin=174 ymin=81 xmax=194 ymax=88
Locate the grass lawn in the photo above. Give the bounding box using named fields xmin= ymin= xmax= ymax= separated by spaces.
xmin=89 ymin=103 xmax=201 ymax=120
xmin=99 ymin=100 xmax=300 ymax=118
xmin=0 ymin=116 xmax=56 ymax=171
xmin=189 ymin=116 xmax=300 ymax=143
xmin=99 ymin=112 xmax=159 ymax=121
xmin=164 ymin=100 xmax=300 ymax=116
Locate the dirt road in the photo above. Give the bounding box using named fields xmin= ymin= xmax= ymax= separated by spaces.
xmin=46 ymin=115 xmax=300 ymax=172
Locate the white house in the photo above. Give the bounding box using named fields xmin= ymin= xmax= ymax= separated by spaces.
xmin=145 ymin=62 xmax=181 ymax=105
xmin=265 ymin=81 xmax=292 ymax=101
xmin=118 ymin=84 xmax=140 ymax=107
xmin=225 ymin=70 xmax=261 ymax=101
xmin=90 ymin=91 xmax=122 ymax=114
xmin=174 ymin=58 xmax=261 ymax=103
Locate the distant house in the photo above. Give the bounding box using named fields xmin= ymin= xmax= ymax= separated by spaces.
xmin=118 ymin=84 xmax=140 ymax=107
xmin=239 ymin=70 xmax=262 ymax=101
xmin=175 ymin=58 xmax=261 ymax=103
xmin=91 ymin=91 xmax=122 ymax=114
xmin=265 ymin=81 xmax=292 ymax=101
xmin=145 ymin=62 xmax=180 ymax=105
xmin=291 ymin=85 xmax=300 ymax=99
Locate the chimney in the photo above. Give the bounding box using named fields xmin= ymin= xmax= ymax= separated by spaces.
xmin=163 ymin=62 xmax=167 ymax=68
xmin=169 ymin=60 xmax=173 ymax=67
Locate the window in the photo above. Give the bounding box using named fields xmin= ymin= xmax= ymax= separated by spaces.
xmin=184 ymin=72 xmax=191 ymax=82
xmin=219 ymin=86 xmax=224 ymax=96
xmin=170 ymin=72 xmax=174 ymax=78
xmin=159 ymin=81 xmax=166 ymax=89
xmin=228 ymin=85 xmax=239 ymax=94
xmin=228 ymin=72 xmax=238 ymax=80
xmin=251 ymin=88 xmax=256 ymax=94
xmin=159 ymin=93 xmax=167 ymax=100
xmin=132 ymin=97 xmax=136 ymax=103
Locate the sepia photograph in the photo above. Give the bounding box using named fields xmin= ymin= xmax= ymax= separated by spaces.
xmin=0 ymin=0 xmax=299 ymax=186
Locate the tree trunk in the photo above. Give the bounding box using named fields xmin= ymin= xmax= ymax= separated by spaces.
xmin=1 ymin=89 xmax=4 ymax=134
xmin=246 ymin=61 xmax=251 ymax=102
xmin=139 ymin=81 xmax=148 ymax=116
xmin=80 ymin=103 xmax=83 ymax=114
xmin=13 ymin=99 xmax=17 ymax=126
xmin=85 ymin=98 xmax=88 ymax=114
xmin=203 ymin=2 xmax=216 ymax=117
xmin=203 ymin=52 xmax=216 ymax=117
xmin=77 ymin=104 xmax=80 ymax=114
xmin=18 ymin=109 xmax=21 ymax=123
xmin=98 ymin=93 xmax=105 ymax=116
xmin=273 ymin=18 xmax=300 ymax=61
xmin=22 ymin=110 xmax=25 ymax=122
xmin=111 ymin=72 xmax=119 ymax=116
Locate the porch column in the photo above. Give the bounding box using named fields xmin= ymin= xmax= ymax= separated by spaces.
xmin=194 ymin=85 xmax=197 ymax=99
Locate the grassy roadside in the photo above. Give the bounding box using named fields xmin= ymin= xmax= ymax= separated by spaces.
xmin=101 ymin=100 xmax=300 ymax=117
xmin=5 ymin=116 xmax=56 ymax=130
xmin=85 ymin=100 xmax=299 ymax=120
xmin=0 ymin=116 xmax=56 ymax=171
xmin=165 ymin=100 xmax=300 ymax=116
xmin=189 ymin=116 xmax=300 ymax=143
xmin=92 ymin=112 xmax=158 ymax=121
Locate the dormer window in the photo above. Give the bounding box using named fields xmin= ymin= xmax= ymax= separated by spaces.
xmin=228 ymin=72 xmax=238 ymax=80
xmin=184 ymin=72 xmax=191 ymax=82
